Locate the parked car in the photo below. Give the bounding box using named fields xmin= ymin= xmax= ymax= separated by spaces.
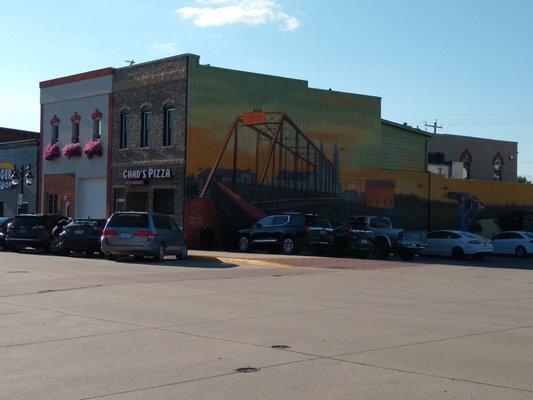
xmin=344 ymin=216 xmax=426 ymax=260
xmin=5 ymin=214 xmax=67 ymax=253
xmin=101 ymin=212 xmax=188 ymax=262
xmin=492 ymin=231 xmax=533 ymax=257
xmin=333 ymin=218 xmax=374 ymax=257
xmin=422 ymin=230 xmax=493 ymax=260
xmin=237 ymin=213 xmax=334 ymax=255
xmin=0 ymin=217 xmax=13 ymax=249
xmin=58 ymin=218 xmax=106 ymax=256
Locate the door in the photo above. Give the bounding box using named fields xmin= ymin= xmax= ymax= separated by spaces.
xmin=126 ymin=192 xmax=149 ymax=212
xmin=250 ymin=216 xmax=275 ymax=245
xmin=80 ymin=178 xmax=106 ymax=218
xmin=425 ymin=231 xmax=445 ymax=256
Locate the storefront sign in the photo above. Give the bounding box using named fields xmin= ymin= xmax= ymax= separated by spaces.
xmin=122 ymin=167 xmax=172 ymax=181
xmin=0 ymin=162 xmax=14 ymax=190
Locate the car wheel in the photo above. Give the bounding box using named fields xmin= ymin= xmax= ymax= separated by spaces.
xmin=281 ymin=237 xmax=296 ymax=255
xmin=452 ymin=247 xmax=465 ymax=259
xmin=515 ymin=246 xmax=527 ymax=258
xmin=176 ymin=245 xmax=188 ymax=260
xmin=400 ymin=252 xmax=415 ymax=261
xmin=153 ymin=244 xmax=165 ymax=263
xmin=105 ymin=254 xmax=117 ymax=261
xmin=237 ymin=236 xmax=250 ymax=252
xmin=473 ymin=253 xmax=485 ymax=261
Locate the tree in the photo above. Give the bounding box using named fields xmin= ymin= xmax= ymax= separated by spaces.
xmin=517 ymin=176 xmax=532 ymax=184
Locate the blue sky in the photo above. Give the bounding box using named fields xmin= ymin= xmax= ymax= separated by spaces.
xmin=1 ymin=0 xmax=532 ymax=178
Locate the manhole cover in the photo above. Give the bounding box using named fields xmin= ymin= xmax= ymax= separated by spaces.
xmin=271 ymin=345 xmax=290 ymax=350
xmin=235 ymin=367 xmax=260 ymax=373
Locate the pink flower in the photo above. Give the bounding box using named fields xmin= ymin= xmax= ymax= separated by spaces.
xmin=62 ymin=142 xmax=82 ymax=158
xmin=84 ymin=139 xmax=103 ymax=159
xmin=44 ymin=142 xmax=61 ymax=161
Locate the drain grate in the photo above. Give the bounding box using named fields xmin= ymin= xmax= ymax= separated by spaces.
xmin=271 ymin=345 xmax=290 ymax=350
xmin=235 ymin=367 xmax=260 ymax=373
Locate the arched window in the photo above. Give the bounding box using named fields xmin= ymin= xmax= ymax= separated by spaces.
xmin=119 ymin=110 xmax=130 ymax=149
xmin=70 ymin=112 xmax=81 ymax=143
xmin=91 ymin=108 xmax=103 ymax=141
xmin=50 ymin=115 xmax=60 ymax=143
xmin=140 ymin=106 xmax=152 ymax=148
xmin=163 ymin=103 xmax=175 ymax=147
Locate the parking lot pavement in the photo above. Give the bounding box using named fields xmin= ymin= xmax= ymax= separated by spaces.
xmin=0 ymin=250 xmax=532 ymax=399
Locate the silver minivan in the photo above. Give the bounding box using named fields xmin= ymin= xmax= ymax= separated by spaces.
xmin=101 ymin=212 xmax=188 ymax=262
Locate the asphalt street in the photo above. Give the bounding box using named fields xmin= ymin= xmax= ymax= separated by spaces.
xmin=0 ymin=250 xmax=532 ymax=399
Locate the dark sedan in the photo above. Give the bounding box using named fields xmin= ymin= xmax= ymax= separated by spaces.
xmin=58 ymin=219 xmax=106 ymax=256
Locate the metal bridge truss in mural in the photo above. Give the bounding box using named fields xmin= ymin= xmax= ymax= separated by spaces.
xmin=198 ymin=112 xmax=340 ymax=211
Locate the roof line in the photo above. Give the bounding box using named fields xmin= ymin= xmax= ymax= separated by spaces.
xmin=40 ymin=67 xmax=114 ymax=88
xmin=381 ymin=119 xmax=431 ymax=137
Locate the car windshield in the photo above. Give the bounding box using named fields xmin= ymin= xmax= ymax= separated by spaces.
xmin=107 ymin=214 xmax=149 ymax=228
xmin=462 ymin=232 xmax=482 ymax=239
xmin=11 ymin=216 xmax=44 ymax=228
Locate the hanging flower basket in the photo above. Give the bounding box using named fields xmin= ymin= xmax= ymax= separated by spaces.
xmin=62 ymin=142 xmax=82 ymax=158
xmin=84 ymin=139 xmax=103 ymax=159
xmin=44 ymin=142 xmax=61 ymax=161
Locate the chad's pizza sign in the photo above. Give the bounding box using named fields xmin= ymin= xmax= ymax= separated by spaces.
xmin=122 ymin=167 xmax=172 ymax=181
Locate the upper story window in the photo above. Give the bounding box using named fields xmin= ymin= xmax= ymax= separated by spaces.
xmin=91 ymin=108 xmax=103 ymax=141
xmin=70 ymin=112 xmax=81 ymax=143
xmin=50 ymin=115 xmax=60 ymax=143
xmin=163 ymin=103 xmax=175 ymax=147
xmin=141 ymin=106 xmax=152 ymax=148
xmin=119 ymin=110 xmax=130 ymax=149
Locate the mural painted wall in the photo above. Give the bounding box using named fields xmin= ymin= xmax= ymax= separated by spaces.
xmin=183 ymin=55 xmax=533 ymax=248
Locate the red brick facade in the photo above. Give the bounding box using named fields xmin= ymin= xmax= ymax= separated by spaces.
xmin=44 ymin=173 xmax=75 ymax=217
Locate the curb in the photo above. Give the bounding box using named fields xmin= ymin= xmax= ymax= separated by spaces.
xmin=190 ymin=255 xmax=291 ymax=269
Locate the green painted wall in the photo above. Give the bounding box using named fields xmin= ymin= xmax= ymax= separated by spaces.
xmin=380 ymin=122 xmax=428 ymax=172
xmin=186 ymin=55 xmax=382 ymax=190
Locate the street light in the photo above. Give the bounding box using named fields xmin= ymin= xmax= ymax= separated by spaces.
xmin=11 ymin=163 xmax=34 ymax=214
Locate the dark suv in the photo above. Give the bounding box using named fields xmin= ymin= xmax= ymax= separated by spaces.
xmin=237 ymin=213 xmax=334 ymax=255
xmin=0 ymin=217 xmax=13 ymax=249
xmin=5 ymin=214 xmax=66 ymax=253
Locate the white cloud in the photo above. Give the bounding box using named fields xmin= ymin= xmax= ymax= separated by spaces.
xmin=153 ymin=41 xmax=180 ymax=56
xmin=177 ymin=0 xmax=300 ymax=31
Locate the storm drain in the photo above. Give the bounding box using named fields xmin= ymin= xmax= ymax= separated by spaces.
xmin=5 ymin=271 xmax=30 ymax=274
xmin=271 ymin=345 xmax=290 ymax=350
xmin=235 ymin=367 xmax=261 ymax=373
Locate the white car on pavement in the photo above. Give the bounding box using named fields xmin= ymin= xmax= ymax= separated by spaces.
xmin=422 ymin=230 xmax=493 ymax=260
xmin=491 ymin=231 xmax=533 ymax=257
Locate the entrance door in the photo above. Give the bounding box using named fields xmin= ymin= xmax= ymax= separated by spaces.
xmin=126 ymin=191 xmax=149 ymax=212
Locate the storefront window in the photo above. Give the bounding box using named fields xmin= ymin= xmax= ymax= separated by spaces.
xmin=163 ymin=104 xmax=175 ymax=147
xmin=141 ymin=107 xmax=152 ymax=148
xmin=153 ymin=189 xmax=174 ymax=214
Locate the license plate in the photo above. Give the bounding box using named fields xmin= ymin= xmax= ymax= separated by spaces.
xmin=120 ymin=233 xmax=132 ymax=239
xmin=75 ymin=230 xmax=84 ymax=235
xmin=361 ymin=239 xmax=368 ymax=244
xmin=320 ymin=230 xmax=326 ymax=235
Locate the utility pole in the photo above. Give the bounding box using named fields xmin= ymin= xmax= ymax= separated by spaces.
xmin=425 ymin=119 xmax=443 ymax=134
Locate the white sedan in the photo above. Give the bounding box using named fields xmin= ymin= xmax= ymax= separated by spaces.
xmin=492 ymin=231 xmax=533 ymax=257
xmin=422 ymin=230 xmax=493 ymax=260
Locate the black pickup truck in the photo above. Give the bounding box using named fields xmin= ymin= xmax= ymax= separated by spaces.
xmin=343 ymin=216 xmax=426 ymax=260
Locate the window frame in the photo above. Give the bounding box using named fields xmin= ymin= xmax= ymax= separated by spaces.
xmin=119 ymin=111 xmax=130 ymax=149
xmin=140 ymin=107 xmax=152 ymax=149
xmin=163 ymin=104 xmax=176 ymax=147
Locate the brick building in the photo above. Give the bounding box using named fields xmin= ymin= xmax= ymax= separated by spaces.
xmin=110 ymin=56 xmax=188 ymax=225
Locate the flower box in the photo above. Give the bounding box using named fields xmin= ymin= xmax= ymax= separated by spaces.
xmin=62 ymin=142 xmax=82 ymax=158
xmin=84 ymin=139 xmax=103 ymax=159
xmin=44 ymin=142 xmax=61 ymax=161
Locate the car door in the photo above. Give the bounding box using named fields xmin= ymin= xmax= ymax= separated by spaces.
xmin=250 ymin=216 xmax=275 ymax=246
xmin=268 ymin=215 xmax=290 ymax=244
xmin=491 ymin=232 xmax=508 ymax=254
xmin=425 ymin=231 xmax=444 ymax=256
